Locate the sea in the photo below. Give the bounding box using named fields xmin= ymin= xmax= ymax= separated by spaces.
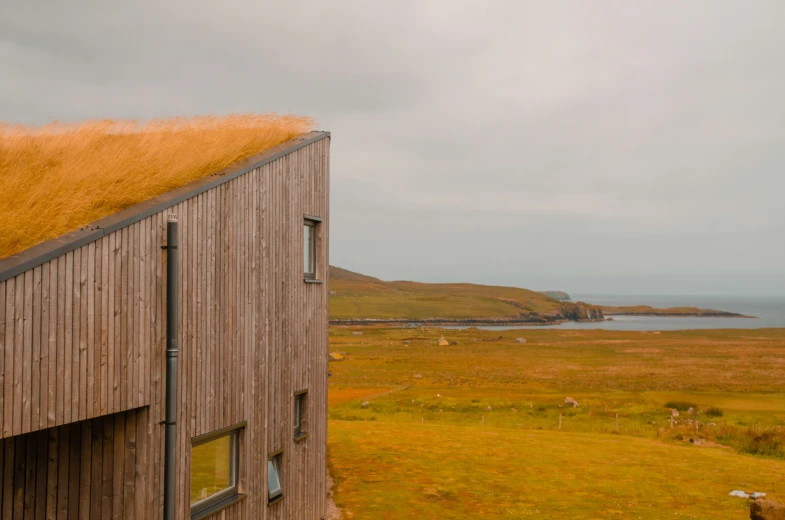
xmin=447 ymin=294 xmax=785 ymax=331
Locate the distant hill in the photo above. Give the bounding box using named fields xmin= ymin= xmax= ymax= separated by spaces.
xmin=540 ymin=291 xmax=571 ymax=301
xmin=327 ymin=266 xmax=602 ymax=324
xmin=329 ymin=266 xmax=381 ymax=283
xmin=326 ymin=267 xmax=752 ymax=322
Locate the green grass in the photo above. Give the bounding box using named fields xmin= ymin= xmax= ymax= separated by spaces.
xmin=327 ymin=326 xmax=785 ymax=517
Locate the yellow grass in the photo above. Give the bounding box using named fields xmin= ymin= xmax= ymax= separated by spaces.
xmin=327 ymin=327 xmax=785 ymax=518
xmin=0 ymin=114 xmax=314 ymax=259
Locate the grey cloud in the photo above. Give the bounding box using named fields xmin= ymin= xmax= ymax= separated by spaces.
xmin=2 ymin=0 xmax=783 ymax=295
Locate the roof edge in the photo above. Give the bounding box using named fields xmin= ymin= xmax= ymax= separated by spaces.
xmin=0 ymin=131 xmax=330 ymax=282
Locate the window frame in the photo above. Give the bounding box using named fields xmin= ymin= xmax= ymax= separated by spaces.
xmin=303 ymin=216 xmax=321 ymax=281
xmin=190 ymin=422 xmax=246 ymax=518
xmin=294 ymin=389 xmax=308 ymax=441
xmin=267 ymin=449 xmax=285 ymax=505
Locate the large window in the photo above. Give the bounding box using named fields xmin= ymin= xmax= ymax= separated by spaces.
xmin=190 ymin=424 xmax=243 ymax=517
xmin=268 ymin=450 xmax=284 ymax=505
xmin=294 ymin=389 xmax=308 ymax=440
xmin=303 ymin=216 xmax=321 ymax=280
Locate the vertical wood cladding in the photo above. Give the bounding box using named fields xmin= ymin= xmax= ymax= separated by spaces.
xmin=0 ymin=407 xmax=147 ymax=519
xmin=0 ymin=134 xmax=330 ymax=519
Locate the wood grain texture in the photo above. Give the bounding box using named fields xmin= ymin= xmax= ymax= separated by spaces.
xmin=0 ymin=407 xmax=145 ymax=519
xmin=0 ymin=135 xmax=330 ymax=519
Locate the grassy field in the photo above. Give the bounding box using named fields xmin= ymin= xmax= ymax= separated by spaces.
xmin=328 ymin=267 xmax=561 ymax=320
xmin=327 ymin=326 xmax=785 ymax=518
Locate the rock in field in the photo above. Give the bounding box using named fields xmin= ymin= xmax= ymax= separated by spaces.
xmin=750 ymin=499 xmax=785 ymax=520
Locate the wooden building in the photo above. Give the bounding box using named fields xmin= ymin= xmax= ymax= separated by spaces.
xmin=0 ymin=131 xmax=331 ymax=519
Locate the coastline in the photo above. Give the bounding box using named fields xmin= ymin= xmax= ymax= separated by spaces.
xmin=599 ymin=307 xmax=754 ymax=318
xmin=329 ymin=311 xmax=756 ymax=327
xmin=329 ymin=317 xmax=604 ymax=327
xmin=603 ymin=312 xmax=755 ymax=318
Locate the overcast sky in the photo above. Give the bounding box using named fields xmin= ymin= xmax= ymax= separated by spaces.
xmin=2 ymin=1 xmax=784 ymax=295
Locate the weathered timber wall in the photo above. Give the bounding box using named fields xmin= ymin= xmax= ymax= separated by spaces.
xmin=0 ymin=407 xmax=148 ymax=519
xmin=0 ymin=132 xmax=330 ymax=519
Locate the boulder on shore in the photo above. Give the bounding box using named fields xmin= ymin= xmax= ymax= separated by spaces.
xmin=750 ymin=499 xmax=785 ymax=520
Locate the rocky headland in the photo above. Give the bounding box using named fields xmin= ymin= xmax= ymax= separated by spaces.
xmin=599 ymin=305 xmax=753 ymax=318
xmin=330 ymin=301 xmax=606 ymax=326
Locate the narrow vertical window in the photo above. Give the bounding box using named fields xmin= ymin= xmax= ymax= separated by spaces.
xmin=303 ymin=216 xmax=320 ymax=280
xmin=294 ymin=390 xmax=308 ymax=440
xmin=268 ymin=451 xmax=284 ymax=504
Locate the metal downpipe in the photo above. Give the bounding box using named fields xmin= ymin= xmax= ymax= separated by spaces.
xmin=164 ymin=217 xmax=178 ymax=520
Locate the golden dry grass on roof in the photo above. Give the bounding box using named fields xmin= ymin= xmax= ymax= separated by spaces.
xmin=0 ymin=114 xmax=314 ymax=260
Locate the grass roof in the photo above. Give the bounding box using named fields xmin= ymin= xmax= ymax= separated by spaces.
xmin=0 ymin=114 xmax=314 ymax=260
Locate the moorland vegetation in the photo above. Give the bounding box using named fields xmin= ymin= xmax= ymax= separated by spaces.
xmin=327 ymin=326 xmax=785 ymax=518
